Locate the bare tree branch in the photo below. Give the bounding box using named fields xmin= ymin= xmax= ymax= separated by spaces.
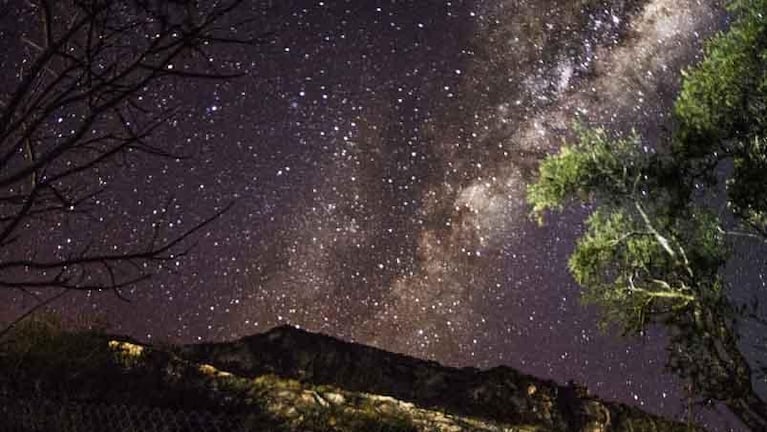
xmin=0 ymin=0 xmax=261 ymax=332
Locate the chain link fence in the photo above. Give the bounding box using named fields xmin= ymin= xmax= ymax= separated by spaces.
xmin=0 ymin=391 xmax=272 ymax=432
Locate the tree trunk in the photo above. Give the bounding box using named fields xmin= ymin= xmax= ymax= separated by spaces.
xmin=727 ymin=395 xmax=767 ymax=432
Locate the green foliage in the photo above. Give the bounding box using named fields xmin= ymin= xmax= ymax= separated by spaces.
xmin=527 ymin=0 xmax=767 ymax=427
xmin=675 ymin=0 xmax=767 ymax=146
xmin=674 ymin=0 xmax=767 ymax=233
xmin=729 ymin=136 xmax=767 ymax=232
xmin=527 ymin=123 xmax=728 ymax=334
xmin=527 ymin=126 xmax=647 ymax=222
xmin=570 ymin=209 xmax=682 ymax=332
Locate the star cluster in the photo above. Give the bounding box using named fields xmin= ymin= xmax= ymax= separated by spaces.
xmin=1 ymin=0 xmax=738 ymax=428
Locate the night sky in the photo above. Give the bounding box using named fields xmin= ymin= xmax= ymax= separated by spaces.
xmin=1 ymin=0 xmax=744 ymax=428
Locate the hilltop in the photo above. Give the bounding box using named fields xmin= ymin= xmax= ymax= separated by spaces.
xmin=0 ymin=320 xmax=699 ymax=431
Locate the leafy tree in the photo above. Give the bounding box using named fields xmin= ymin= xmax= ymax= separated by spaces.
xmin=528 ymin=1 xmax=767 ymax=429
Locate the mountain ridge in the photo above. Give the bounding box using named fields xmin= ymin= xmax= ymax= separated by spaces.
xmin=178 ymin=324 xmax=698 ymax=432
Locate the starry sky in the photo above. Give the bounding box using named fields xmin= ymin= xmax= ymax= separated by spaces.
xmin=1 ymin=0 xmax=746 ymax=428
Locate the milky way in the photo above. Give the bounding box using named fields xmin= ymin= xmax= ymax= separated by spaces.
xmin=1 ymin=0 xmax=737 ymax=428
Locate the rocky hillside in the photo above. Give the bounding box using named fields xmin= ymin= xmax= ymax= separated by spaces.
xmin=0 ymin=319 xmax=699 ymax=431
xmin=178 ymin=325 xmax=698 ymax=432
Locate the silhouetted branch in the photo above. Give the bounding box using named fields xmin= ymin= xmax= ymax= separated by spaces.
xmin=0 ymin=0 xmax=260 ymax=331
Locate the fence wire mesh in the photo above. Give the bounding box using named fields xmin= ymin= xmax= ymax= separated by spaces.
xmin=0 ymin=391 xmax=271 ymax=432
